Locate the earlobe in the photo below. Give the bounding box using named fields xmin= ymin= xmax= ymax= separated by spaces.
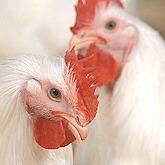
xmin=122 ymin=25 xmax=137 ymax=38
xmin=25 ymin=79 xmax=41 ymax=95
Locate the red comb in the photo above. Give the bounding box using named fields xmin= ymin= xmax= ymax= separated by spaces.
xmin=71 ymin=0 xmax=123 ymax=34
xmin=65 ymin=49 xmax=98 ymax=123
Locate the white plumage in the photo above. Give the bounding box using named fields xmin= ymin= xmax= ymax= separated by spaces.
xmin=73 ymin=6 xmax=165 ymax=165
xmin=0 ymin=0 xmax=144 ymax=164
xmin=0 ymin=55 xmax=74 ymax=165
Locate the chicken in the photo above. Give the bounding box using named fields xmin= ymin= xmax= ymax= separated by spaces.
xmin=70 ymin=0 xmax=165 ymax=164
xmin=0 ymin=51 xmax=98 ymax=165
xmin=0 ymin=0 xmax=142 ymax=61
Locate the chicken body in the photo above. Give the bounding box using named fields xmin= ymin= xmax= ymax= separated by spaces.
xmin=72 ymin=2 xmax=165 ymax=165
xmin=0 ymin=0 xmax=75 ymax=60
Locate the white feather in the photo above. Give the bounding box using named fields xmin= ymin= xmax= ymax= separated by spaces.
xmin=0 ymin=1 xmax=80 ymax=164
xmin=0 ymin=55 xmax=77 ymax=165
xmin=73 ymin=7 xmax=165 ymax=165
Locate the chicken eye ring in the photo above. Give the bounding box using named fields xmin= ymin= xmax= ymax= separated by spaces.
xmin=48 ymin=88 xmax=62 ymax=102
xmin=105 ymin=20 xmax=117 ymax=30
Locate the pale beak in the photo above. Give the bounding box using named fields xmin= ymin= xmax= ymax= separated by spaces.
xmin=70 ymin=35 xmax=106 ymax=52
xmin=51 ymin=112 xmax=88 ymax=143
xmin=68 ymin=119 xmax=88 ymax=143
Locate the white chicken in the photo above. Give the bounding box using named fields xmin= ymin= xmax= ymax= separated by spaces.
xmin=0 ymin=52 xmax=98 ymax=165
xmin=0 ymin=1 xmax=102 ymax=164
xmin=0 ymin=0 xmax=141 ymax=60
xmin=70 ymin=0 xmax=165 ymax=164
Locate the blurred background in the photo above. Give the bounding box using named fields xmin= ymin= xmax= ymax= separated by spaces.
xmin=0 ymin=0 xmax=164 ymax=60
xmin=139 ymin=0 xmax=165 ymax=38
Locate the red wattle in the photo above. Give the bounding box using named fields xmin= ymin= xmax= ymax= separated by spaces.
xmin=33 ymin=117 xmax=75 ymax=149
xmin=78 ymin=44 xmax=119 ymax=86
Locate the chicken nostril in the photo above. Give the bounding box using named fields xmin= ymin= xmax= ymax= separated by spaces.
xmin=76 ymin=115 xmax=87 ymax=127
xmin=76 ymin=116 xmax=82 ymax=126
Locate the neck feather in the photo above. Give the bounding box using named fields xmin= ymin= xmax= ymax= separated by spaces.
xmin=108 ymin=24 xmax=165 ymax=164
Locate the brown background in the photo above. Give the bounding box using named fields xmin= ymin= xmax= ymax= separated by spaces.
xmin=140 ymin=0 xmax=165 ymax=38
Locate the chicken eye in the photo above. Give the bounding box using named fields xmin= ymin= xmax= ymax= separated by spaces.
xmin=105 ymin=20 xmax=117 ymax=30
xmin=48 ymin=88 xmax=62 ymax=101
